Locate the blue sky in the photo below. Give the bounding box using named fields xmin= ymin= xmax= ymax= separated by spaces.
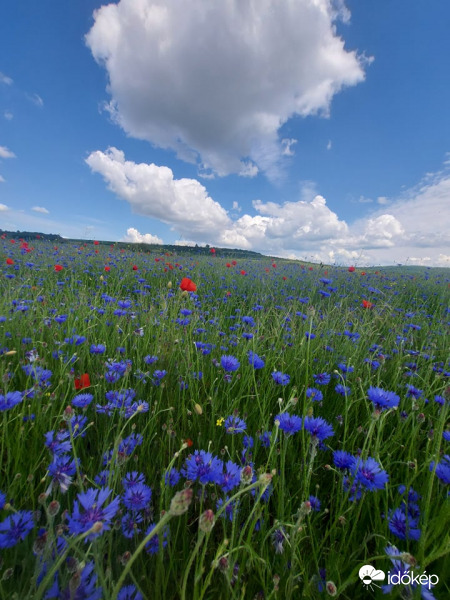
xmin=1 ymin=0 xmax=449 ymax=266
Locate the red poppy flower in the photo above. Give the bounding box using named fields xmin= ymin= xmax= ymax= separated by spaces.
xmin=180 ymin=277 xmax=197 ymax=292
xmin=6 ymin=258 xmax=14 ymax=265
xmin=362 ymin=299 xmax=373 ymax=309
xmin=360 ymin=271 xmax=366 ymax=276
xmin=265 ymin=268 xmax=270 ymax=273
xmin=231 ymin=260 xmax=237 ymax=266
xmin=10 ymin=239 xmax=15 ymax=244
xmin=54 ymin=264 xmax=63 ymax=272
xmin=132 ymin=265 xmax=138 ymax=271
xmin=226 ymin=263 xmax=231 ymax=268
xmin=282 ymin=276 xmax=287 ymax=280
xmin=348 ymin=266 xmax=355 ymax=272
xmin=184 ymin=438 xmax=193 ymax=447
xmin=74 ymin=373 xmax=91 ymax=390
xmin=240 ymin=270 xmax=246 ymax=275
xmin=309 ymin=267 xmax=313 ymax=271
xmin=94 ymin=240 xmax=99 ymax=245
xmin=272 ymin=263 xmax=277 ymax=268
xmin=104 ymin=266 xmax=110 ymax=272
xmin=210 ymin=248 xmax=216 ymax=254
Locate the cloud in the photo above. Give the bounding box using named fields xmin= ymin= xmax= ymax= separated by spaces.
xmin=87 ymin=147 xmax=450 ymax=266
xmin=3 ymin=111 xmax=13 ymax=121
xmin=31 ymin=206 xmax=50 ymax=214
xmin=86 ymin=147 xmax=231 ymax=239
xmin=326 ymin=140 xmax=332 ymax=151
xmin=0 ymin=145 xmax=16 ymax=159
xmin=27 ymin=93 xmax=44 ymax=108
xmin=86 ymin=0 xmax=367 ymax=178
xmin=121 ymin=227 xmax=163 ymax=244
xmin=0 ymin=203 xmax=9 ymax=210
xmin=0 ymin=72 xmax=13 ymax=85
xmin=0 ymin=175 xmax=5 ymax=183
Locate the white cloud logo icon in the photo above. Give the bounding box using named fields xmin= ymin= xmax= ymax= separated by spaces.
xmin=359 ymin=565 xmax=386 ymax=590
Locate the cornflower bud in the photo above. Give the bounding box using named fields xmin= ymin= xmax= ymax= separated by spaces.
xmin=47 ymin=500 xmax=60 ymax=517
xmin=326 ymin=581 xmax=337 ymax=596
xmin=169 ymin=488 xmax=193 ymax=516
xmin=240 ymin=465 xmax=253 ymax=486
xmin=199 ymin=509 xmax=215 ymax=533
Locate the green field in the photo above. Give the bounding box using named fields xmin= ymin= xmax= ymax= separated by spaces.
xmin=1 ymin=239 xmax=449 ymax=599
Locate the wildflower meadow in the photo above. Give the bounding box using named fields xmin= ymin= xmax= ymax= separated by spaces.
xmin=0 ymin=237 xmax=449 ymax=599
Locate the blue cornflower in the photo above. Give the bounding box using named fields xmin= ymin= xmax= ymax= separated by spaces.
xmin=406 ymin=385 xmax=423 ymax=399
xmin=367 ymin=386 xmax=400 ymax=411
xmin=118 ymin=584 xmax=144 ymax=600
xmin=303 ymin=416 xmax=334 ymax=441
xmin=122 ymin=472 xmax=146 ymax=490
xmin=259 ymin=431 xmax=272 ymax=448
xmin=69 ymin=415 xmax=88 ymax=438
xmin=272 ymin=371 xmax=290 ymax=385
xmin=152 ymin=370 xmax=167 ymax=385
xmin=309 ymin=495 xmax=321 ymax=512
xmin=67 ymin=487 xmax=120 ymax=541
xmin=0 ymin=391 xmax=23 ymax=411
xmin=216 ymin=497 xmax=238 ymax=521
xmin=72 ymin=393 xmax=94 ymax=409
xmin=220 ymin=355 xmax=240 ymax=372
xmin=0 ymin=511 xmax=34 ymax=548
xmin=443 ymin=431 xmax=450 ymax=442
xmin=94 ymin=470 xmax=110 ymax=487
xmin=182 ymin=450 xmax=223 ymax=485
xmin=0 ymin=491 xmax=6 ymax=510
xmin=275 ymin=412 xmax=302 ymax=435
xmin=224 ymin=415 xmax=247 ymax=434
xmin=44 ymin=430 xmax=72 ymax=455
xmin=144 ymin=355 xmax=158 ymax=365
xmin=90 ymin=344 xmax=106 ymax=354
xmin=123 ymin=483 xmax=152 ymax=512
xmin=145 ymin=523 xmax=169 ymax=555
xmin=165 ymin=468 xmax=181 ymax=487
xmin=243 ymin=435 xmax=254 ymax=448
xmin=313 ymin=372 xmax=331 ymax=385
xmin=335 ymin=384 xmax=351 ymax=396
xmin=119 ymin=433 xmax=144 ymax=456
xmin=429 ymin=454 xmax=450 ymax=485
xmin=242 ymin=316 xmax=255 ymax=327
xmin=354 ymin=457 xmax=389 ymax=491
xmin=58 ymin=562 xmax=102 ymax=600
xmin=388 ymin=508 xmax=421 ymax=541
xmin=120 ymin=517 xmax=142 ymax=545
xmin=248 ymin=351 xmax=265 ymax=369
xmin=306 ymin=388 xmax=323 ymax=402
xmin=333 ymin=450 xmax=356 ymax=471
xmin=220 ymin=461 xmax=241 ymax=493
xmin=48 ymin=454 xmax=79 ymax=493
xmin=272 ymin=527 xmax=289 ymax=554
xmin=434 ymin=395 xmax=445 ymax=406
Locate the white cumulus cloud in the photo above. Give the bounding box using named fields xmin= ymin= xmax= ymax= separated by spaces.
xmin=87 ymin=148 xmax=450 ymax=266
xmin=121 ymin=227 xmax=163 ymax=245
xmin=31 ymin=206 xmax=49 ymax=214
xmin=86 ymin=147 xmax=231 ymax=239
xmin=0 ymin=145 xmax=16 ymax=159
xmin=86 ymin=0 xmax=367 ymax=178
xmin=0 ymin=72 xmax=13 ymax=86
xmin=0 ymin=203 xmax=9 ymax=210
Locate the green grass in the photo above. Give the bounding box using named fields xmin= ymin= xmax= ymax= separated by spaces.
xmin=0 ymin=240 xmax=449 ymax=599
